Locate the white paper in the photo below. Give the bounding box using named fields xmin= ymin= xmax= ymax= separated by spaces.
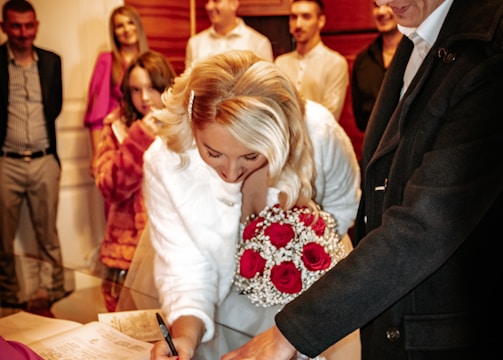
xmin=0 ymin=311 xmax=82 ymax=344
xmin=28 ymin=321 xmax=152 ymax=360
xmin=0 ymin=311 xmax=153 ymax=360
xmin=98 ymin=308 xmax=163 ymax=342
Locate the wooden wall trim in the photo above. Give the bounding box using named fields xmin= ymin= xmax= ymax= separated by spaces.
xmin=237 ymin=0 xmax=290 ymax=16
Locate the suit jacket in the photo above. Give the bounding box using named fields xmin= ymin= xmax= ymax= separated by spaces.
xmin=276 ymin=0 xmax=503 ymax=359
xmin=0 ymin=43 xmax=62 ymax=164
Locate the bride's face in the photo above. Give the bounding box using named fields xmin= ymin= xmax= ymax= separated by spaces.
xmin=194 ymin=122 xmax=268 ymax=184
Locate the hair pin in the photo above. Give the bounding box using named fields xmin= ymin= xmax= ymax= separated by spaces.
xmin=187 ymin=89 xmax=195 ymax=120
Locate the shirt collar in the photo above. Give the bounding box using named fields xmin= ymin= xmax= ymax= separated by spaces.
xmin=398 ymin=0 xmax=453 ymax=47
xmin=296 ymin=41 xmax=324 ymax=59
xmin=6 ymin=42 xmax=38 ymax=64
xmin=209 ymin=17 xmax=245 ymax=39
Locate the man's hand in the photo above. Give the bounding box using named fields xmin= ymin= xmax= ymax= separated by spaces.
xmin=221 ymin=326 xmax=297 ymax=360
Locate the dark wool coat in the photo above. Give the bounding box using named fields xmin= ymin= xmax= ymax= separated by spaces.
xmin=276 ymin=0 xmax=503 ymax=359
xmin=0 ymin=43 xmax=63 ymax=164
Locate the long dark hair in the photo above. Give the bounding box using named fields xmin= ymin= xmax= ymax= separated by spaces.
xmin=121 ymin=50 xmax=176 ymax=126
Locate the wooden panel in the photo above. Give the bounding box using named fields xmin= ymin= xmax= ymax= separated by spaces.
xmin=238 ymin=0 xmax=290 ymax=16
xmin=324 ymin=0 xmax=375 ymax=31
xmin=126 ymin=0 xmax=191 ymax=74
xmin=244 ymin=16 xmax=291 ymax=58
xmin=195 ymin=2 xmax=211 ymax=33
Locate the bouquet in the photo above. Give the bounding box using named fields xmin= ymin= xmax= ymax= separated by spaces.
xmin=234 ymin=204 xmax=347 ymax=307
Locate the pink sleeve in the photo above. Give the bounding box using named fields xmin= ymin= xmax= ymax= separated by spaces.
xmin=83 ymin=52 xmax=121 ymax=130
xmin=0 ymin=337 xmax=44 ymax=360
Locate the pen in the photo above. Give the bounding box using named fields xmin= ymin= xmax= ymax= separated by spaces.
xmin=156 ymin=312 xmax=178 ymax=356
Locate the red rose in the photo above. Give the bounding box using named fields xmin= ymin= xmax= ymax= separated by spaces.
xmin=301 ymin=242 xmax=331 ymax=271
xmin=270 ymin=261 xmax=302 ymax=294
xmin=265 ymin=223 xmax=295 ymax=248
xmin=243 ymin=217 xmax=264 ymax=242
xmin=239 ymin=249 xmax=266 ymax=278
xmin=299 ymin=212 xmax=326 ymax=236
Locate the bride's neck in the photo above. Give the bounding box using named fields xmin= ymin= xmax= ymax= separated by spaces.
xmin=241 ymin=167 xmax=268 ymax=223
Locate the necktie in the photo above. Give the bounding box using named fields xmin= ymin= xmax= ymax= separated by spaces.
xmin=402 ymin=32 xmax=429 ymax=97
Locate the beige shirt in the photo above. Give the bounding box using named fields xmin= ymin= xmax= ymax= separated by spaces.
xmin=275 ymin=42 xmax=349 ymax=121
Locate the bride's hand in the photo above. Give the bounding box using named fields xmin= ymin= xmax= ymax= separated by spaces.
xmin=151 ymin=340 xmax=176 ymax=359
xmin=150 ymin=337 xmax=195 ymax=360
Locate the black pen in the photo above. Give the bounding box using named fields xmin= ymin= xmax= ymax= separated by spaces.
xmin=156 ymin=312 xmax=178 ymax=356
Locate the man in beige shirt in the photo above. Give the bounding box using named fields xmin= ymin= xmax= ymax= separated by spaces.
xmin=275 ymin=0 xmax=349 ymax=121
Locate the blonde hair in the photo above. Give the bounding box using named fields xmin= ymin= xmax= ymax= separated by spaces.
xmin=109 ymin=5 xmax=149 ymax=85
xmin=155 ymin=50 xmax=316 ymax=210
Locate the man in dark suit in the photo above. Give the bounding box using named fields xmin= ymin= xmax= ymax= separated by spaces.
xmin=222 ymin=0 xmax=502 ymax=359
xmin=0 ymin=0 xmax=66 ymax=315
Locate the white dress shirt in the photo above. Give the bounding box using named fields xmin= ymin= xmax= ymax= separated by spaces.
xmin=275 ymin=42 xmax=349 ymax=121
xmin=185 ymin=18 xmax=273 ymax=70
xmin=399 ymin=0 xmax=454 ymax=97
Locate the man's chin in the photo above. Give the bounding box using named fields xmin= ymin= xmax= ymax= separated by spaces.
xmin=13 ymin=40 xmax=33 ymax=48
xmin=293 ymin=35 xmax=305 ymax=43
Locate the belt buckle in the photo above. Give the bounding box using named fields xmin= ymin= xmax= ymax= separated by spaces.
xmin=21 ymin=150 xmax=33 ymax=162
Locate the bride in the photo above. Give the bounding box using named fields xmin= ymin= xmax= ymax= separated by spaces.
xmin=121 ymin=50 xmax=361 ymax=360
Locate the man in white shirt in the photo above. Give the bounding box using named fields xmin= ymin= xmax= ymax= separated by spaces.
xmin=185 ymin=0 xmax=273 ymax=70
xmin=275 ymin=0 xmax=349 ymax=121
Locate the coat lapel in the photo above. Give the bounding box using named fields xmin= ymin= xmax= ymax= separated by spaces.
xmin=362 ymin=37 xmax=413 ymax=166
xmin=365 ymin=36 xmax=440 ymax=168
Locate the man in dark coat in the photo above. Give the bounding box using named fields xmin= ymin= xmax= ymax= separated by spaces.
xmin=0 ymin=0 xmax=66 ymax=314
xmin=223 ymin=0 xmax=503 ymax=359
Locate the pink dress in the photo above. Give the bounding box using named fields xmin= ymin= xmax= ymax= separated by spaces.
xmin=83 ymin=52 xmax=122 ymax=130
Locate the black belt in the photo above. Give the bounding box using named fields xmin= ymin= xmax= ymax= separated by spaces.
xmin=1 ymin=148 xmax=53 ymax=162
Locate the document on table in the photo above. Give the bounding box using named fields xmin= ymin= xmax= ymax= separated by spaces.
xmin=98 ymin=308 xmax=163 ymax=342
xmin=0 ymin=310 xmax=82 ymax=344
xmin=0 ymin=311 xmax=153 ymax=360
xmin=29 ymin=321 xmax=152 ymax=360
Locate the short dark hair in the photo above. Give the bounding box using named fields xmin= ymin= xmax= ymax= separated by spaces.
xmin=2 ymin=0 xmax=35 ymax=21
xmin=292 ymin=0 xmax=324 ymax=13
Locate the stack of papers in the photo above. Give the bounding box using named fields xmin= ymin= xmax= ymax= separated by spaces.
xmin=0 ymin=309 xmax=164 ymax=360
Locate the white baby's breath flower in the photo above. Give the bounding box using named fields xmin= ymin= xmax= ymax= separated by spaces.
xmin=234 ymin=205 xmax=346 ymax=307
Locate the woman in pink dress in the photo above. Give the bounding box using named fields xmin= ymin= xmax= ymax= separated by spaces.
xmin=83 ymin=5 xmax=148 ymax=178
